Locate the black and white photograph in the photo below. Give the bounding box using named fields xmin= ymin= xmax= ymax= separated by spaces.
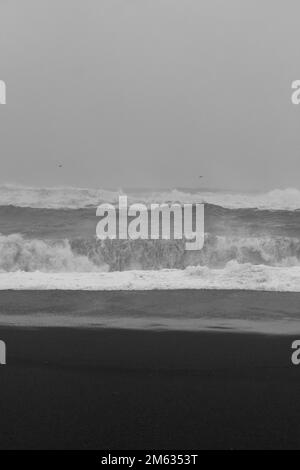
xmin=1 ymin=0 xmax=300 ymax=453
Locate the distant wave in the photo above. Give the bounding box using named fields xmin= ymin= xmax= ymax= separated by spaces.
xmin=0 ymin=184 xmax=121 ymax=209
xmin=0 ymin=233 xmax=300 ymax=273
xmin=0 ymin=184 xmax=300 ymax=211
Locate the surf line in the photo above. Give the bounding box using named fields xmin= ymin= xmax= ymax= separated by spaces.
xmin=96 ymin=196 xmax=205 ymax=251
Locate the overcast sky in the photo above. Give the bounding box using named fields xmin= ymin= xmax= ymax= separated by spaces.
xmin=0 ymin=0 xmax=300 ymax=191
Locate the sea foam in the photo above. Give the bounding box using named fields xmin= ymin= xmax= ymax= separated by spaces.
xmin=0 ymin=262 xmax=299 ymax=292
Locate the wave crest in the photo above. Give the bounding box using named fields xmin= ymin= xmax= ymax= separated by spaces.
xmin=0 ymin=184 xmax=300 ymax=210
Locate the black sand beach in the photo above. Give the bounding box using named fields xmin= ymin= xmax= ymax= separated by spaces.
xmin=0 ymin=322 xmax=299 ymax=449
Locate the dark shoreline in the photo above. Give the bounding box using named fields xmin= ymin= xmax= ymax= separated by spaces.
xmin=0 ymin=327 xmax=300 ymax=449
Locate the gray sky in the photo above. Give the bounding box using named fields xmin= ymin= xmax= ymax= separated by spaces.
xmin=0 ymin=0 xmax=300 ymax=191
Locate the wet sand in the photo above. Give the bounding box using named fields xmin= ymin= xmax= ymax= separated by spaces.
xmin=0 ymin=325 xmax=300 ymax=449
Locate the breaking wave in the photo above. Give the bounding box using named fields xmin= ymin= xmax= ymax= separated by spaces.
xmin=72 ymin=234 xmax=300 ymax=271
xmin=0 ymin=233 xmax=300 ymax=273
xmin=0 ymin=184 xmax=300 ymax=211
xmin=0 ymin=234 xmax=106 ymax=272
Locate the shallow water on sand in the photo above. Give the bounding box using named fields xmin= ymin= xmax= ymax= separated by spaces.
xmin=0 ymin=290 xmax=299 ymax=334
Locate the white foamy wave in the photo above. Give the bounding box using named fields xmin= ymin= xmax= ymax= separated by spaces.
xmin=0 ymin=233 xmax=300 ymax=272
xmin=0 ymin=184 xmax=300 ymax=211
xmin=88 ymin=234 xmax=300 ymax=270
xmin=0 ymin=234 xmax=107 ymax=272
xmin=198 ymin=235 xmax=300 ymax=267
xmin=0 ymin=261 xmax=299 ymax=292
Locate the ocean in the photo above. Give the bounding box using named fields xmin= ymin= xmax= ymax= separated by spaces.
xmin=0 ymin=184 xmax=299 ymax=292
xmin=0 ymin=184 xmax=299 ymax=334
